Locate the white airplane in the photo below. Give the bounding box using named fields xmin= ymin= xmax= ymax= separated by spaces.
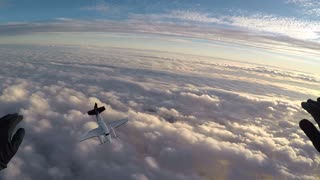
xmin=79 ymin=103 xmax=128 ymax=144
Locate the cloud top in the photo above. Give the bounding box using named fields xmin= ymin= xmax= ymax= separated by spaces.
xmin=0 ymin=45 xmax=319 ymax=179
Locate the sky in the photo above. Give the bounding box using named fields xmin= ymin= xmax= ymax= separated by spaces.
xmin=0 ymin=0 xmax=319 ymax=22
xmin=1 ymin=1 xmax=320 ymax=179
xmin=1 ymin=0 xmax=320 ymax=40
xmin=0 ymin=0 xmax=319 ymax=41
xmin=0 ymin=0 xmax=320 ymax=74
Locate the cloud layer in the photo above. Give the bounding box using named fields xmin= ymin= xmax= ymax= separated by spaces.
xmin=131 ymin=10 xmax=320 ymax=41
xmin=1 ymin=12 xmax=320 ymax=55
xmin=0 ymin=45 xmax=319 ymax=179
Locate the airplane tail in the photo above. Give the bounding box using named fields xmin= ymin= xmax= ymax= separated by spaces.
xmin=88 ymin=103 xmax=106 ymax=115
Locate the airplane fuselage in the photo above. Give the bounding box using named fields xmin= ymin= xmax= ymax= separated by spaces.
xmin=96 ymin=113 xmax=110 ymax=135
xmin=95 ymin=112 xmax=112 ymax=144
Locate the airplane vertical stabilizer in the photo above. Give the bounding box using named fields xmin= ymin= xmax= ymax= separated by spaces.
xmin=88 ymin=103 xmax=106 ymax=115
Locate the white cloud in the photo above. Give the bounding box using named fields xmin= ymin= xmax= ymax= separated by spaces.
xmin=0 ymin=45 xmax=319 ymax=179
xmin=180 ymin=92 xmax=220 ymax=105
xmin=132 ymin=10 xmax=320 ymax=41
xmin=286 ymin=0 xmax=320 ymax=16
xmin=0 ymin=81 xmax=29 ymax=103
xmin=154 ymin=10 xmax=222 ymax=24
xmin=55 ymin=17 xmax=73 ymax=21
xmin=227 ymin=14 xmax=320 ymax=40
xmin=1 ymin=17 xmax=320 ymax=55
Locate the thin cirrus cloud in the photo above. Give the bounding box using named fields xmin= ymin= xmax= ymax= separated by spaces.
xmin=1 ymin=17 xmax=320 ymax=58
xmin=80 ymin=2 xmax=109 ymax=12
xmin=80 ymin=1 xmax=124 ymax=14
xmin=131 ymin=10 xmax=320 ymax=41
xmin=286 ymin=0 xmax=320 ymax=16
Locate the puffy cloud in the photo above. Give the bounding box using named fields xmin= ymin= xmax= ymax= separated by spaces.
xmin=180 ymin=92 xmax=220 ymax=105
xmin=0 ymin=81 xmax=29 ymax=103
xmin=0 ymin=45 xmax=319 ymax=179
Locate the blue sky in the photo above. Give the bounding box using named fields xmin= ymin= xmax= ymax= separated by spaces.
xmin=1 ymin=0 xmax=319 ymax=40
xmin=1 ymin=0 xmax=319 ymax=43
xmin=0 ymin=0 xmax=319 ymax=22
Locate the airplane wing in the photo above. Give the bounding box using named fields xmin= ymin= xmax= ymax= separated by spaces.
xmin=108 ymin=118 xmax=128 ymax=128
xmin=79 ymin=127 xmax=104 ymax=142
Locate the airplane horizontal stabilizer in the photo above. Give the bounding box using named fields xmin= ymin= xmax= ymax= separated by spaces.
xmin=88 ymin=106 xmax=106 ymax=115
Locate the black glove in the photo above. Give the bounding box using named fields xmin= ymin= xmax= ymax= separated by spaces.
xmin=0 ymin=113 xmax=25 ymax=170
xmin=300 ymin=98 xmax=320 ymax=153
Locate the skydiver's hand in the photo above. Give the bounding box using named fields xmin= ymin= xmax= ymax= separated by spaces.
xmin=0 ymin=113 xmax=25 ymax=170
xmin=299 ymin=98 xmax=320 ymax=153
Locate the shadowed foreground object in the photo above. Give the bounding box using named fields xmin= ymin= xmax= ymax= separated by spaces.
xmin=300 ymin=98 xmax=320 ymax=153
xmin=0 ymin=113 xmax=25 ymax=170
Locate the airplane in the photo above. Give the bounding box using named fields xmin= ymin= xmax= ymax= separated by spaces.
xmin=79 ymin=103 xmax=128 ymax=144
